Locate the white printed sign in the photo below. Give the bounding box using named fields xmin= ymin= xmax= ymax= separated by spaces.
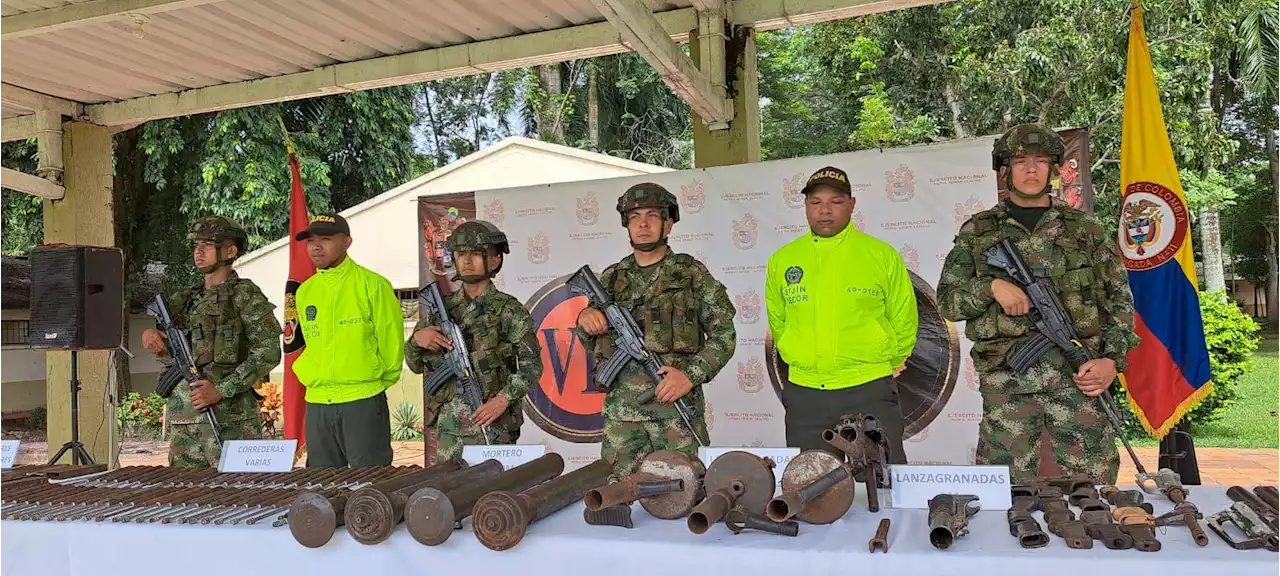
xmin=463 ymin=444 xmax=548 ymax=471
xmin=888 ymin=464 xmax=1012 ymax=510
xmin=699 ymin=446 xmax=800 ymax=496
xmin=1 ymin=440 xmax=19 ymax=469
xmin=218 ymin=440 xmax=297 ymax=473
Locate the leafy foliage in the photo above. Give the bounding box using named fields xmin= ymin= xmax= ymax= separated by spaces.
xmin=116 ymin=392 xmax=165 ymax=436
xmin=1114 ymin=290 xmax=1261 ymax=435
xmin=256 ymin=382 xmax=283 ymax=438
xmin=391 ymin=402 xmax=423 ymax=442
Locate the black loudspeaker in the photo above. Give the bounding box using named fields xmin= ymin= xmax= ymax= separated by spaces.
xmin=28 ymin=245 xmax=124 ymax=351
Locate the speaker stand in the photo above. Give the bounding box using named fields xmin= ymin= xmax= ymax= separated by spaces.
xmin=47 ymin=350 xmax=96 ymax=466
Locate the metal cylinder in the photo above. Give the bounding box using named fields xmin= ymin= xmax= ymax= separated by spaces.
xmin=724 ymin=508 xmax=799 ymax=537
xmin=407 ymin=453 xmax=565 ymax=547
xmin=287 ymin=460 xmax=462 ymax=548
xmin=1006 ymin=510 xmax=1049 ymax=549
xmin=821 ymin=428 xmax=860 ymax=459
xmin=1255 ymin=486 xmax=1278 ymax=512
xmin=1228 ymin=485 xmax=1279 ymax=530
xmin=346 ymin=459 xmax=501 ymax=546
xmin=929 ymin=511 xmax=957 ymax=550
xmin=472 ymin=459 xmax=612 ymax=551
xmin=584 ymin=472 xmax=654 ymax=511
xmin=688 ymin=485 xmax=740 ymax=535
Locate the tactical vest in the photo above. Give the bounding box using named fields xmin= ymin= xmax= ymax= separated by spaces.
xmin=427 ymin=294 xmax=525 ymax=432
xmin=598 ymin=253 xmax=704 ymax=359
xmin=167 ymin=276 xmax=263 ymax=424
xmin=965 ymin=208 xmax=1105 ymax=349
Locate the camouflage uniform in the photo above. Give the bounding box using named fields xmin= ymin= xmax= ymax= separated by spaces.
xmin=164 ymin=216 xmax=283 ymax=468
xmin=579 ymin=184 xmax=737 ymax=478
xmin=937 ymin=125 xmax=1140 ymax=485
xmin=405 ymin=221 xmax=542 ymax=463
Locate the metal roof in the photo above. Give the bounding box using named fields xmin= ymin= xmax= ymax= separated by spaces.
xmin=1 ymin=0 xmax=947 ymax=134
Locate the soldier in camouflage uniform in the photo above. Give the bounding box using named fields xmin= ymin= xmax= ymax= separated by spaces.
xmin=937 ymin=124 xmax=1140 ymax=484
xmin=405 ymin=221 xmax=542 ymax=463
xmin=577 ymin=183 xmax=737 ymax=478
xmin=141 ymin=216 xmax=283 ymax=468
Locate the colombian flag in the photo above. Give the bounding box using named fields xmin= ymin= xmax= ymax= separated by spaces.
xmin=1115 ymin=3 xmax=1213 ymax=439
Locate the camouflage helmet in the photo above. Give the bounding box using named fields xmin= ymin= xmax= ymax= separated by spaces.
xmin=991 ymin=124 xmax=1065 ymax=171
xmin=188 ymin=215 xmax=248 ymax=254
xmin=616 ymin=182 xmax=680 ymax=226
xmin=446 ymin=220 xmax=509 ymax=255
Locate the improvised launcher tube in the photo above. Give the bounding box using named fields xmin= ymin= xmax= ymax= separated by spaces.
xmin=472 ymin=459 xmax=613 ymax=552
xmin=927 ymin=494 xmax=979 ymax=550
xmin=406 ymin=453 xmax=565 ymax=546
xmin=767 ymin=465 xmax=850 ymax=523
xmin=584 ymin=474 xmax=685 ymax=511
xmin=346 ymin=459 xmax=503 ymax=545
xmin=288 ymin=458 xmax=464 ymax=548
xmin=1255 ymin=486 xmax=1278 ymax=512
xmin=1228 ymin=485 xmax=1279 ymax=531
xmin=688 ymin=482 xmax=745 ymax=535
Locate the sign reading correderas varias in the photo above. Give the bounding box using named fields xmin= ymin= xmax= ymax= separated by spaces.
xmin=418 ymin=132 xmax=1091 ymax=472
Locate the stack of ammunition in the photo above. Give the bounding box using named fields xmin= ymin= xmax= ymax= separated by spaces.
xmin=2 ymin=465 xmax=419 ymax=527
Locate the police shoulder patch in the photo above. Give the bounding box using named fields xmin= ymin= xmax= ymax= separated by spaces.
xmin=785 ymin=266 xmax=803 ymax=285
xmin=305 ymin=305 xmax=317 ymax=321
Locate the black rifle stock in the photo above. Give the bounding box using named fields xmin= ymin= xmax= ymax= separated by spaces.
xmin=982 ymin=238 xmax=1146 ymax=479
xmin=567 ymin=265 xmax=706 ymax=447
xmin=419 ymin=282 xmax=491 ymax=445
xmin=144 ymin=296 xmax=221 ymax=444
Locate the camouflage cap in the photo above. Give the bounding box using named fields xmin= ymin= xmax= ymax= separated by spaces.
xmin=616 ymin=182 xmax=679 ymax=226
xmin=447 ymin=220 xmax=509 ymax=254
xmin=188 ymin=215 xmax=248 ymax=254
xmin=992 ymin=124 xmax=1065 ymax=170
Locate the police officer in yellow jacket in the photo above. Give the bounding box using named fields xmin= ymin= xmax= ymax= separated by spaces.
xmin=764 ymin=167 xmax=919 ymax=463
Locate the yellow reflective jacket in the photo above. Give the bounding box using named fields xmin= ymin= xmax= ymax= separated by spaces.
xmin=294 ymin=256 xmax=405 ymax=404
xmin=765 ymin=223 xmax=919 ymax=389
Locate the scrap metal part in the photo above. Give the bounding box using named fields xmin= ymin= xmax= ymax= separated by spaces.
xmin=868 ymin=518 xmax=891 ymax=553
xmin=1227 ymin=485 xmax=1279 ymax=531
xmin=724 ymin=507 xmax=798 ymax=537
xmin=1054 ymin=519 xmax=1094 ymax=549
xmin=767 ymin=450 xmax=853 ymax=525
xmin=927 ymin=494 xmax=980 ymax=550
xmin=1080 ymin=509 xmax=1133 ymax=550
xmin=1206 ymin=502 xmax=1279 ymax=552
xmin=472 ymin=459 xmax=612 ymax=551
xmin=1006 ymin=510 xmax=1049 ymax=549
xmin=583 ymin=504 xmax=634 ymax=529
xmin=1113 ymin=506 xmax=1162 ymax=552
xmin=406 ymin=453 xmax=565 ymax=546
xmin=698 ymin=450 xmax=776 ymax=518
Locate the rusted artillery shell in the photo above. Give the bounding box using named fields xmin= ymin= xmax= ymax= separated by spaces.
xmin=688 ymin=486 xmax=740 ymax=534
xmin=472 ymin=459 xmax=611 ymax=551
xmin=636 ymin=450 xmax=705 ymax=520
xmin=346 ymin=459 xmax=501 ymax=545
xmin=767 ymin=450 xmax=852 ymax=525
xmin=701 ymin=451 xmax=776 ymax=517
xmin=288 ymin=459 xmax=463 ymax=548
xmin=407 ymin=453 xmax=565 ymax=546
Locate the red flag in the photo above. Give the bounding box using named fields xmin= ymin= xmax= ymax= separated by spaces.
xmin=280 ymin=119 xmax=315 ymax=451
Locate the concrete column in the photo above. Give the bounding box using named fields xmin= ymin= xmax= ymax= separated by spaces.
xmin=43 ymin=121 xmax=118 ymax=466
xmin=690 ymin=26 xmax=761 ymax=168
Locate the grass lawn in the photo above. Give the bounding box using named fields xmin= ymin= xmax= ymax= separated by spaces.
xmin=1127 ymin=335 xmax=1279 ymax=449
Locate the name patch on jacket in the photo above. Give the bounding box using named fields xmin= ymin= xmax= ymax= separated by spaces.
xmin=782 ymin=284 xmax=809 ymax=304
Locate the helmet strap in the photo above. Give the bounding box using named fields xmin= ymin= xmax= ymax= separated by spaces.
xmin=198 ymin=243 xmax=227 ymax=275
xmin=629 ymin=214 xmax=670 ymax=253
xmin=1005 ymin=165 xmax=1055 ymax=200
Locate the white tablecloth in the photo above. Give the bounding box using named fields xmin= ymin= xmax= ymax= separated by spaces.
xmin=2 ymin=486 xmax=1274 ymax=576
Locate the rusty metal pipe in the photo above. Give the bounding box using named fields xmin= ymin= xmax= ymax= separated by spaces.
xmin=767 ymin=466 xmax=849 ymax=522
xmin=1255 ymin=486 xmax=1278 ymax=512
xmin=1228 ymin=485 xmax=1279 ymax=531
xmin=472 ymin=459 xmax=612 ymax=551
xmin=407 ymin=453 xmax=565 ymax=546
xmin=347 ymin=459 xmax=502 ymax=546
xmin=688 ymin=484 xmax=742 ymax=535
xmin=584 ymin=472 xmax=671 ymax=511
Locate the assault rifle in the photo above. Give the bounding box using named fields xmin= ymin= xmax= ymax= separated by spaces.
xmin=420 ymin=281 xmax=491 ymax=445
xmin=567 ymin=265 xmax=706 ymax=447
xmin=983 ymin=238 xmax=1146 ymax=483
xmin=145 ymin=296 xmax=222 ymax=444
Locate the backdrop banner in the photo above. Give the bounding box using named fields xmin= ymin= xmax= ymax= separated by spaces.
xmin=418 ymin=130 xmax=1092 ymax=470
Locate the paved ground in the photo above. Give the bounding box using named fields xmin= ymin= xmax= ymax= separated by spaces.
xmin=14 ymin=439 xmax=1278 ymax=487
